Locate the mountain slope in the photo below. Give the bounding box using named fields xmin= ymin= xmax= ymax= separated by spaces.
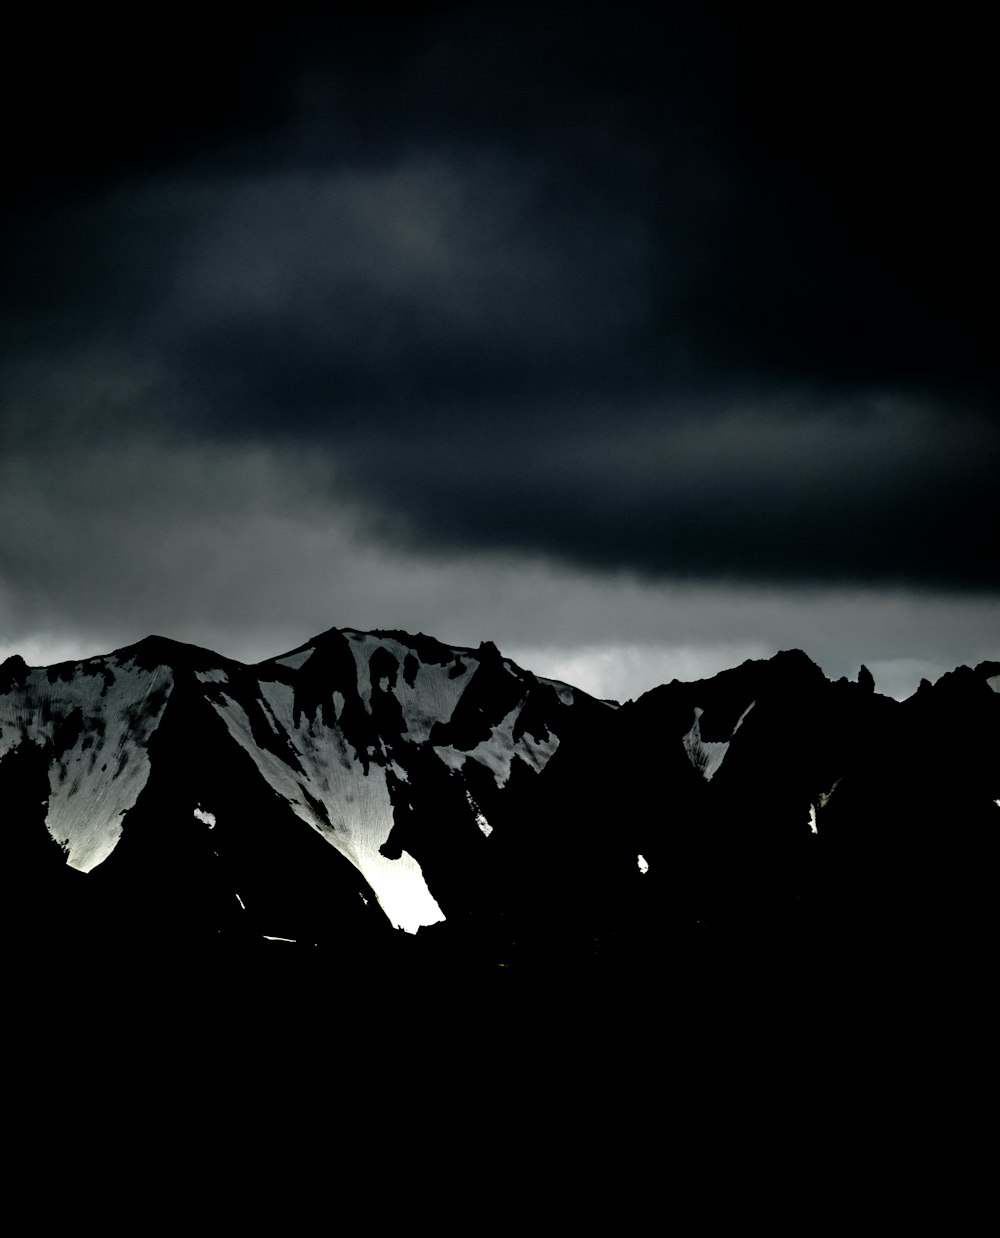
xmin=1 ymin=633 xmax=996 ymax=971
xmin=0 ymin=627 xmax=610 ymax=949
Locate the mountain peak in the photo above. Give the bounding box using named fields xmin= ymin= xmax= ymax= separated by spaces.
xmin=769 ymin=647 xmax=822 ymax=671
xmin=0 ymin=653 xmax=29 ymax=692
xmin=110 ymin=634 xmax=230 ymax=672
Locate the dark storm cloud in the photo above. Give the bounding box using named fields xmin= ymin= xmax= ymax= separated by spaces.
xmin=2 ymin=3 xmax=997 ymax=594
xmin=344 ymin=397 xmax=999 ymax=586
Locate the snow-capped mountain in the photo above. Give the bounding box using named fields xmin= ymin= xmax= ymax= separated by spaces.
xmin=0 ymin=627 xmax=608 ymax=950
xmin=2 ymin=629 xmax=997 ymax=970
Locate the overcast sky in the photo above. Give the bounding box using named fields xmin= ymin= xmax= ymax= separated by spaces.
xmin=2 ymin=3 xmax=996 ymax=699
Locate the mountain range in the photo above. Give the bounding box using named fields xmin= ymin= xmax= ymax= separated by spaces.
xmin=2 ymin=626 xmax=997 ymax=980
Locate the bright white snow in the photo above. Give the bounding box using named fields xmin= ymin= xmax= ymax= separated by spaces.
xmin=637 ymin=854 xmax=649 ymax=874
xmin=211 ymin=636 xmax=563 ymax=928
xmin=2 ymin=631 xmax=572 ymax=935
xmin=209 ymin=681 xmax=445 ymax=933
xmin=466 ymin=790 xmax=493 ymax=837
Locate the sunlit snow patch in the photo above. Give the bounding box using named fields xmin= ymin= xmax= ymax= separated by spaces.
xmin=208 ymin=686 xmax=445 ymax=933
xmin=466 ymin=790 xmax=493 ymax=837
xmin=808 ymin=805 xmax=818 ymax=834
xmin=355 ymin=848 xmax=446 ymax=932
xmin=637 ymin=854 xmax=649 ymax=874
xmin=988 ymin=675 xmax=1000 ymax=693
xmin=194 ymin=807 xmax=216 ymax=828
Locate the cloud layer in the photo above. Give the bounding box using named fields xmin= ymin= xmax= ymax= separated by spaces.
xmin=1 ymin=5 xmax=996 ymax=684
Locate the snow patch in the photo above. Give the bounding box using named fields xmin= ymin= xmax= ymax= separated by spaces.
xmin=987 ymin=675 xmax=1000 ymax=693
xmin=516 ymin=727 xmax=560 ymax=777
xmin=195 ymin=668 xmax=228 ymax=683
xmin=194 ymin=807 xmax=216 ymax=828
xmin=682 ymin=701 xmax=755 ymax=782
xmin=637 ymin=854 xmax=649 ymax=874
xmin=344 ymin=632 xmax=382 ymax=714
xmin=274 ymin=648 xmax=313 ymax=671
xmin=258 ymin=679 xmax=295 ymax=727
xmin=437 ymin=703 xmax=560 ymax=789
xmin=808 ymin=805 xmax=818 ymax=834
xmin=817 ymin=780 xmax=840 ymax=808
xmin=538 ymin=677 xmax=575 ymax=706
xmin=434 ymin=745 xmax=468 ymax=774
xmin=209 ymin=688 xmax=444 ymax=933
xmin=342 ymin=631 xmax=476 ymax=742
xmin=466 ymin=790 xmax=492 ymax=837
xmin=0 ymin=660 xmax=173 ymax=871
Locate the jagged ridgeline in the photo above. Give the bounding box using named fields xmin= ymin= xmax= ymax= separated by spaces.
xmin=1 ymin=629 xmax=997 ymax=971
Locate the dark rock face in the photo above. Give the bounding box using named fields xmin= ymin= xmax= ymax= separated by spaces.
xmin=1 ymin=631 xmax=997 ymax=985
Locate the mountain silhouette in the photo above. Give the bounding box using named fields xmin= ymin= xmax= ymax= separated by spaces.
xmin=2 ymin=633 xmax=997 ymax=990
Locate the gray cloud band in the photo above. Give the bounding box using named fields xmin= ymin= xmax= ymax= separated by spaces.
xmin=3 ymin=157 xmax=996 ymax=590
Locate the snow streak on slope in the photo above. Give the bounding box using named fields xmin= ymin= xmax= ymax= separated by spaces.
xmin=1 ymin=628 xmax=589 ymax=934
xmin=274 ymin=649 xmax=313 ymax=671
xmin=0 ymin=658 xmax=172 ymax=870
xmin=466 ymin=789 xmax=492 ymax=837
xmin=209 ymin=682 xmax=445 ymax=933
xmin=342 ymin=630 xmax=475 ymax=741
xmin=195 ymin=668 xmax=228 ymax=684
xmin=434 ymin=703 xmax=560 ymax=788
xmin=212 ymin=632 xmax=572 ymax=929
xmin=683 ymin=701 xmax=755 ymax=781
